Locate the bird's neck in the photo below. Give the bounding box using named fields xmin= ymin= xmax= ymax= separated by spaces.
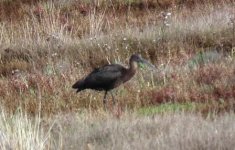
xmin=128 ymin=61 xmax=138 ymax=75
xmin=121 ymin=61 xmax=137 ymax=83
xmin=129 ymin=61 xmax=138 ymax=71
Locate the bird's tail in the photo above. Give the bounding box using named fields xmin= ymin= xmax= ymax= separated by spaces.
xmin=72 ymin=79 xmax=85 ymax=92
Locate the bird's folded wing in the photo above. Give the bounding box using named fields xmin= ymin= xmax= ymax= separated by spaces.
xmin=85 ymin=65 xmax=124 ymax=84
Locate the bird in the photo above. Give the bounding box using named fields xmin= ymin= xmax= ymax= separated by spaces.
xmin=72 ymin=54 xmax=155 ymax=109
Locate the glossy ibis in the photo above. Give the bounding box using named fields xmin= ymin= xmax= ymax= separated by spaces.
xmin=72 ymin=54 xmax=155 ymax=109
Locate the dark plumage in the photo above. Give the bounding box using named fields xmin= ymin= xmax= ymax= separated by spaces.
xmin=72 ymin=54 xmax=155 ymax=109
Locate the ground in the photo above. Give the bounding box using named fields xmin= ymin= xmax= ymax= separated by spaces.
xmin=0 ymin=0 xmax=234 ymax=149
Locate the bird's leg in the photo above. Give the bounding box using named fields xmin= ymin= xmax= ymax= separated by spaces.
xmin=103 ymin=91 xmax=108 ymax=110
xmin=111 ymin=91 xmax=116 ymax=105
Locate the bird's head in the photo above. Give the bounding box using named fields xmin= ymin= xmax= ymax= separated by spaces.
xmin=130 ymin=54 xmax=142 ymax=63
xmin=130 ymin=54 xmax=156 ymax=70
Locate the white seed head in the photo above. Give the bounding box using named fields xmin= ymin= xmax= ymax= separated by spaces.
xmin=52 ymin=53 xmax=58 ymax=57
xmin=166 ymin=12 xmax=172 ymax=16
xmin=165 ymin=23 xmax=170 ymax=27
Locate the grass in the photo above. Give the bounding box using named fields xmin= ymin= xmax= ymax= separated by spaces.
xmin=0 ymin=108 xmax=60 ymax=150
xmin=137 ymin=102 xmax=199 ymax=115
xmin=0 ymin=0 xmax=234 ymax=115
xmin=1 ymin=109 xmax=235 ymax=149
xmin=0 ymin=0 xmax=234 ymax=149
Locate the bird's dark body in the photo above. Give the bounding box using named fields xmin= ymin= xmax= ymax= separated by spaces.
xmin=72 ymin=54 xmax=154 ymax=109
xmin=72 ymin=64 xmax=135 ymax=92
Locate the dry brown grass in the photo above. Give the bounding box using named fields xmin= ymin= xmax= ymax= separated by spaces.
xmin=0 ymin=1 xmax=234 ymax=148
xmin=0 ymin=0 xmax=234 ymax=116
xmin=1 ymin=109 xmax=235 ymax=150
xmin=0 ymin=108 xmax=59 ymax=150
xmin=51 ymin=112 xmax=235 ymax=150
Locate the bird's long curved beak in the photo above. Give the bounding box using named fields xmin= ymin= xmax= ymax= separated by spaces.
xmin=140 ymin=58 xmax=157 ymax=70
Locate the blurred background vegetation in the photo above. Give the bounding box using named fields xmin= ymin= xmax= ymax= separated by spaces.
xmin=0 ymin=0 xmax=234 ymax=116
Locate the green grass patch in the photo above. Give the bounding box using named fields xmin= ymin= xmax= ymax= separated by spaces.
xmin=138 ymin=102 xmax=199 ymax=116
